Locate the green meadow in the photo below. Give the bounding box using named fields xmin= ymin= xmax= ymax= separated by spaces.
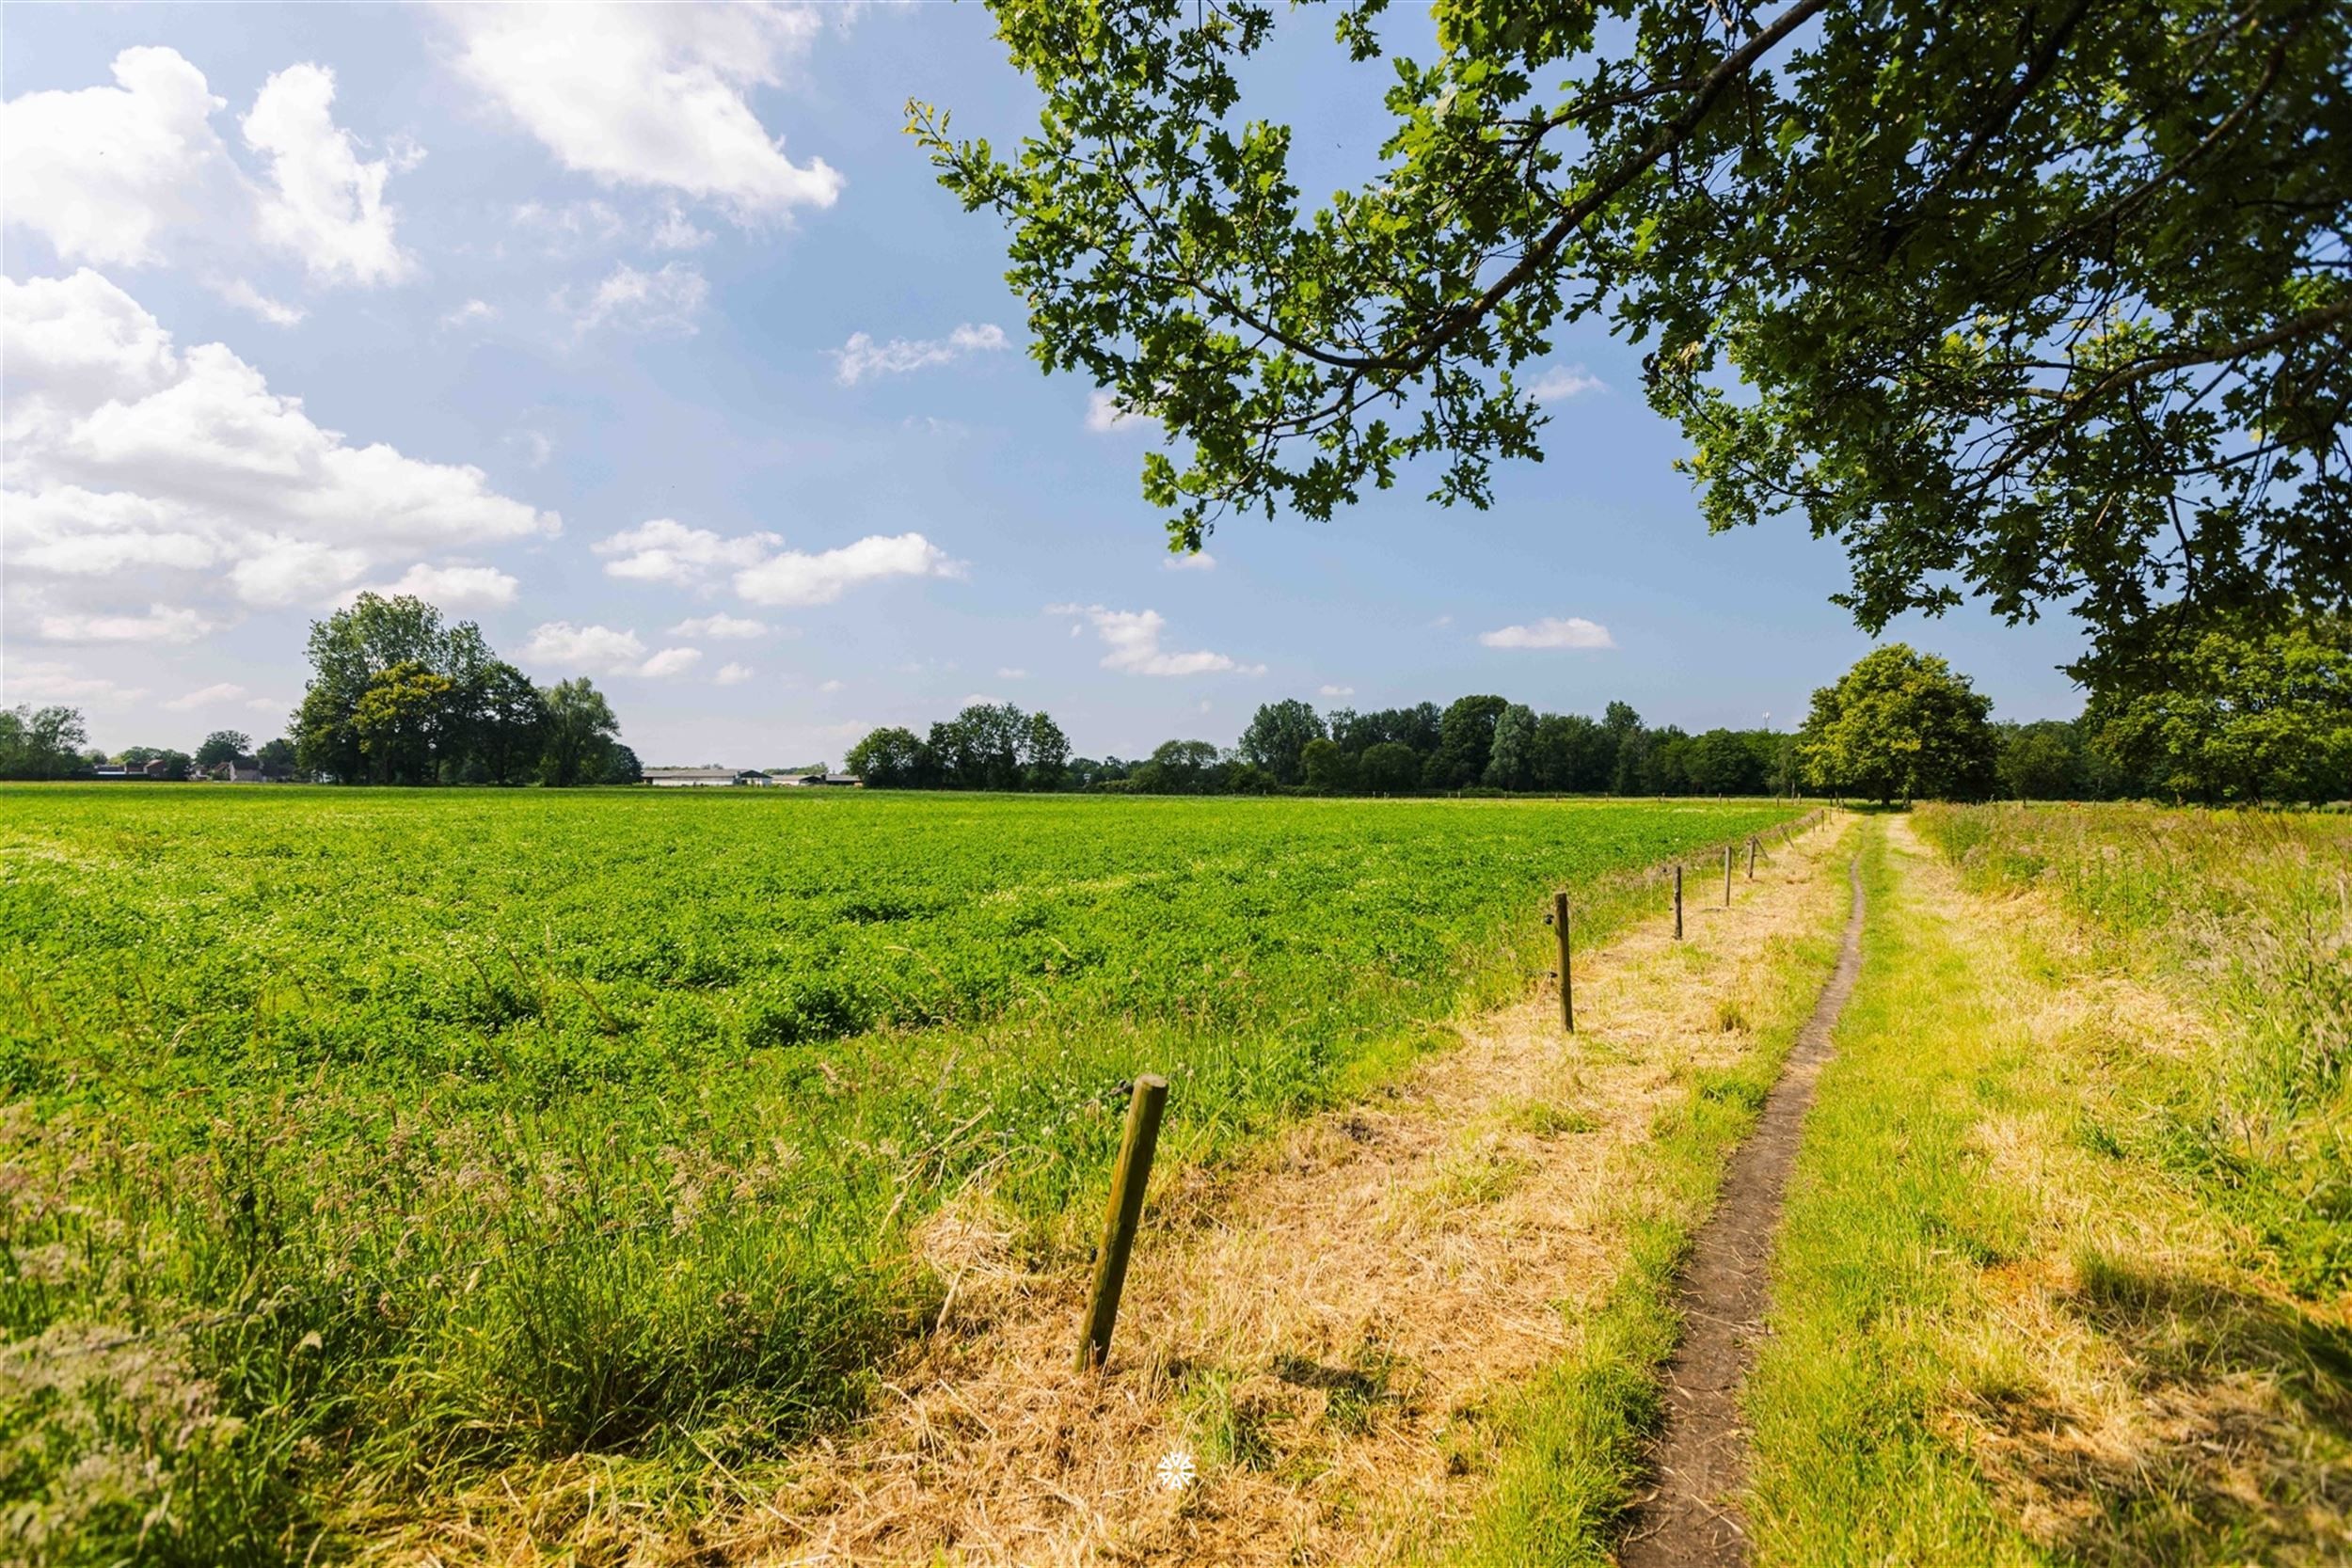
xmin=0 ymin=785 xmax=1797 ymax=1562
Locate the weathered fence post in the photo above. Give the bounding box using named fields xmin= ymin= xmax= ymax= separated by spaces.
xmin=1674 ymin=865 xmax=1684 ymax=941
xmin=1748 ymin=837 xmax=1757 ymax=879
xmin=1552 ymin=890 xmax=1573 ymax=1033
xmin=1076 ymin=1073 xmax=1169 ymax=1372
xmin=1724 ymin=845 xmax=1733 ymax=906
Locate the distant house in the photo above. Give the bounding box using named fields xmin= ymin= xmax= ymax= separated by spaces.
xmin=214 ymin=764 xmax=265 ymax=783
xmin=91 ymin=767 xmax=133 ymax=781
xmin=783 ymin=772 xmax=863 ymax=788
xmin=643 ymin=767 xmax=743 ymax=787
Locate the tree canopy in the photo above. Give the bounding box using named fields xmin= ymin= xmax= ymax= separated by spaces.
xmin=917 ymin=0 xmax=2352 ymax=684
xmin=1799 ymin=643 xmax=1999 ymax=802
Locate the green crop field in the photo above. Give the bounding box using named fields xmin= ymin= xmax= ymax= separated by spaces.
xmin=0 ymin=785 xmax=1800 ymax=1562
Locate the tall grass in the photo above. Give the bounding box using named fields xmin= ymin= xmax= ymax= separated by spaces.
xmin=1918 ymin=803 xmax=2352 ymax=1295
xmin=0 ymin=787 xmax=1801 ymax=1562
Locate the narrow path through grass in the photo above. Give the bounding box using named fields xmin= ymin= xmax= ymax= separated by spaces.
xmin=1744 ymin=816 xmax=2352 ymax=1566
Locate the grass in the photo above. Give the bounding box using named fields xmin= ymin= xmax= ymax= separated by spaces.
xmin=1743 ymin=810 xmax=2352 ymax=1566
xmin=0 ymin=784 xmax=1802 ymax=1563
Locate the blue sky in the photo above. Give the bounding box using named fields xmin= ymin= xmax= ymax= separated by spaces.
xmin=0 ymin=4 xmax=2092 ymax=768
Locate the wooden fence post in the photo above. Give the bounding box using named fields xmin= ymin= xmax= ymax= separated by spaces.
xmin=1552 ymin=890 xmax=1573 ymax=1033
xmin=1674 ymin=865 xmax=1684 ymax=941
xmin=1724 ymin=845 xmax=1733 ymax=906
xmin=1748 ymin=836 xmax=1757 ymax=879
xmin=1076 ymin=1074 xmax=1169 ymax=1372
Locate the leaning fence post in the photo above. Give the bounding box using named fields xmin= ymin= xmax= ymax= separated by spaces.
xmin=1674 ymin=865 xmax=1684 ymax=941
xmin=1076 ymin=1074 xmax=1169 ymax=1372
xmin=1748 ymin=837 xmax=1757 ymax=879
xmin=1552 ymin=890 xmax=1573 ymax=1033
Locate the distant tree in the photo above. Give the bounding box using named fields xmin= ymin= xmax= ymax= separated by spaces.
xmin=1995 ymin=721 xmax=2087 ymax=801
xmin=539 ymin=677 xmax=621 ymax=787
xmin=195 ymin=730 xmax=253 ymax=769
xmin=85 ymin=748 xmax=109 ymax=768
xmin=352 ymin=665 xmax=453 ymax=784
xmin=602 ymin=743 xmax=644 ymax=785
xmin=117 ymin=746 xmax=162 ymax=768
xmin=1358 ymin=740 xmax=1421 ymax=794
xmin=151 ymin=751 xmax=193 ymax=782
xmin=0 ymin=705 xmax=90 ymax=780
xmin=2087 ymin=620 xmax=2352 ymax=804
xmin=470 ymin=661 xmax=548 ymax=785
xmin=1430 ymin=694 xmax=1508 ymax=788
xmin=255 ymin=737 xmax=297 ymax=778
xmin=1484 ymin=703 xmax=1537 ymax=791
xmin=1023 ymin=710 xmax=1072 ymax=789
xmin=846 ymin=726 xmax=930 ymax=786
xmin=1300 ymin=736 xmax=1355 ymax=793
xmin=1332 ymin=702 xmax=1441 ymax=758
xmin=1799 ymin=645 xmax=1998 ymax=803
xmin=1132 ymin=738 xmax=1223 ymax=793
xmin=1238 ymin=698 xmax=1327 ymax=785
xmin=1685 ymin=728 xmax=1768 ymax=795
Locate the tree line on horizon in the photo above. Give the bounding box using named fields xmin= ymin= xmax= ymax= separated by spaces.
xmin=848 ymin=631 xmax=2352 ymax=806
xmin=1 ymin=594 xmax=643 ymax=787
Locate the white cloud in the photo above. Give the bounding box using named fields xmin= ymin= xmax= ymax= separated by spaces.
xmin=652 ymin=205 xmax=712 ymax=250
xmin=35 ymin=603 xmax=215 ymax=643
xmin=733 ymin=532 xmax=962 ymax=607
xmin=995 ymin=667 xmax=1027 ymax=679
xmin=348 ymin=562 xmax=520 ymax=608
xmin=523 ymin=620 xmax=645 ymax=673
xmin=215 ymin=278 xmax=307 ymax=326
xmin=241 ymin=63 xmax=415 ymax=286
xmin=2 ymin=271 xmax=559 ymax=610
xmin=670 ymin=612 xmax=767 ymax=639
xmin=818 ymin=678 xmax=844 ymax=693
xmin=1085 ymin=388 xmax=1148 ymax=433
xmin=1478 ymin=616 xmax=1616 ymax=650
xmin=441 ymin=298 xmax=497 ymax=329
xmin=832 ymin=323 xmax=1008 ymax=385
xmin=444 ymin=5 xmax=842 ymax=220
xmin=507 ymin=429 xmax=554 ymax=468
xmin=246 ymin=695 xmax=288 ymax=715
xmin=0 ymin=48 xmax=232 ymax=267
xmin=595 ymin=517 xmax=778 ymax=584
xmin=1052 ymin=604 xmax=1264 ymax=678
xmin=960 ymin=692 xmax=1005 ymax=707
xmin=566 ymin=261 xmax=707 ymax=335
xmin=3 ymin=660 xmax=150 ymax=706
xmin=521 ymin=620 xmax=701 ymax=679
xmin=714 ymin=661 xmax=754 ymax=686
xmin=1162 ymin=549 xmax=1216 ymax=572
xmin=1528 ymin=364 xmax=1606 ymax=402
xmin=1319 ymin=684 xmax=1355 ymax=697
xmin=167 ymin=680 xmax=249 ymax=711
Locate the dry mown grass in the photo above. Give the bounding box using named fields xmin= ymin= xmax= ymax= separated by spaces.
xmin=389 ymin=821 xmax=1853 ymax=1567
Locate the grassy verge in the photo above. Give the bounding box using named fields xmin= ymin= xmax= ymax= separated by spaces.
xmin=1439 ymin=820 xmax=1855 ymax=1565
xmin=1744 ymin=813 xmax=2352 ymax=1566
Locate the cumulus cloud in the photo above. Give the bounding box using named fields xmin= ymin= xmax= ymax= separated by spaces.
xmin=1478 ymin=616 xmax=1616 ymax=650
xmin=440 ymin=298 xmax=496 ymax=330
xmin=1319 ymin=684 xmax=1355 ymax=697
xmin=1050 ymin=604 xmax=1263 ymax=677
xmin=818 ymin=678 xmax=844 ymax=693
xmin=996 ymin=667 xmax=1027 ymax=679
xmin=714 ymin=661 xmax=754 ymax=686
xmin=734 ymin=532 xmax=962 ymax=607
xmin=36 ymin=603 xmax=215 ymax=643
xmin=1528 ymin=364 xmax=1606 ymax=402
xmin=4 ymin=660 xmax=151 ymax=706
xmin=832 ymin=323 xmax=1008 ymax=385
xmin=670 ymin=612 xmax=767 ymax=639
xmin=521 ymin=620 xmax=701 ymax=678
xmin=444 ymin=5 xmax=841 ymax=220
xmin=565 ymin=261 xmax=707 ymax=336
xmin=166 ymin=680 xmax=250 ymax=710
xmin=241 ymin=63 xmax=416 ymax=286
xmin=215 ymin=278 xmax=306 ymax=326
xmin=1 ymin=271 xmax=558 ymax=611
xmin=0 ymin=48 xmax=232 ymax=267
xmin=1162 ymin=549 xmax=1216 ymax=572
xmin=595 ymin=518 xmax=778 ymax=585
xmin=347 ymin=562 xmax=520 ymax=609
xmin=1085 ymin=388 xmax=1147 ymax=433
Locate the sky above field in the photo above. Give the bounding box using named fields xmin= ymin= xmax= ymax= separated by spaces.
xmin=1 ymin=3 xmax=2097 ymax=767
